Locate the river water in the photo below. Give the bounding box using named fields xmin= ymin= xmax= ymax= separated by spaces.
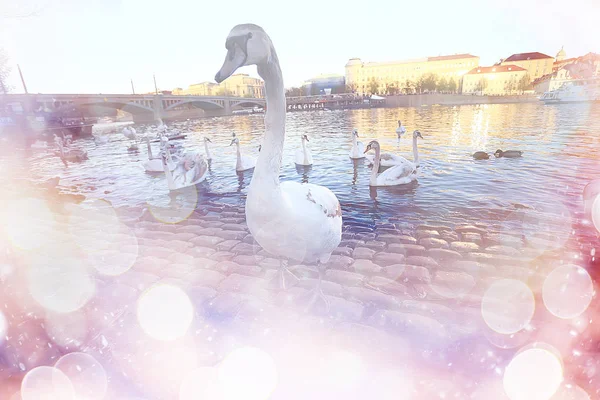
xmin=2 ymin=102 xmax=599 ymax=244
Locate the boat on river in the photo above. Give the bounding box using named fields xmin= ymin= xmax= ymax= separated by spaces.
xmin=540 ymin=79 xmax=600 ymax=104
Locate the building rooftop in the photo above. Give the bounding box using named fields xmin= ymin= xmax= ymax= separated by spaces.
xmin=466 ymin=65 xmax=526 ymax=75
xmin=504 ymin=52 xmax=553 ymax=62
xmin=427 ymin=54 xmax=479 ymax=62
xmin=346 ymin=53 xmax=478 ymax=68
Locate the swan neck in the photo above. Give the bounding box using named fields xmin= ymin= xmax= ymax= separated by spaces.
xmin=371 ymin=147 xmax=381 ymax=185
xmin=163 ymin=155 xmax=175 ymax=190
xmin=413 ymin=136 xmax=419 ymax=165
xmin=146 ymin=138 xmax=153 ymax=159
xmin=254 ymin=51 xmax=284 ymax=187
xmin=204 ymin=141 xmax=211 ymax=159
xmin=235 ymin=142 xmax=242 ymax=170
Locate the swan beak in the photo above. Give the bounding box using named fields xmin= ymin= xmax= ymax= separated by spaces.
xmin=206 ymin=138 xmax=212 ymax=143
xmin=363 ymin=146 xmax=370 ymax=154
xmin=305 ymin=136 xmax=309 ymax=142
xmin=215 ymin=44 xmax=247 ymax=83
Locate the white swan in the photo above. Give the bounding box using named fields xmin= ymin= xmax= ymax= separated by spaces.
xmin=396 ymin=120 xmax=406 ymax=142
xmin=122 ymin=126 xmax=136 ymax=140
xmin=365 ymin=128 xmax=420 ymax=168
xmin=162 ymin=145 xmax=208 ymax=191
xmin=93 ymin=134 xmax=110 ymax=144
xmin=230 ymin=136 xmax=257 ymax=172
xmin=364 ymin=131 xmax=422 ymax=186
xmin=54 ymin=135 xmax=88 ymax=162
xmin=215 ymin=24 xmax=342 ymax=309
xmin=203 ymin=137 xmax=213 ymax=161
xmin=348 ymin=129 xmax=365 ymax=159
xmin=143 ymin=136 xmax=177 ymax=172
xmin=294 ymin=134 xmax=313 ymax=166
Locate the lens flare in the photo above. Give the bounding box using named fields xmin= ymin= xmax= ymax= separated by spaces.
xmin=55 ymin=352 xmax=108 ymax=400
xmin=542 ymin=265 xmax=593 ymax=319
xmin=137 ymin=284 xmax=194 ymax=341
xmin=21 ymin=366 xmax=75 ymax=400
xmin=179 ymin=367 xmax=222 ymax=400
xmin=87 ymin=223 xmax=139 ymax=276
xmin=324 ymin=350 xmax=365 ymax=392
xmin=147 ymin=185 xmax=198 ymax=224
xmin=27 ymin=255 xmax=96 ymax=314
xmin=0 ymin=310 xmax=7 ymax=341
xmin=503 ymin=347 xmax=563 ymax=400
xmin=553 ymin=383 xmax=590 ymax=400
xmin=482 ymin=279 xmax=535 ymax=335
xmin=3 ymin=198 xmax=57 ymax=251
xmin=68 ymin=199 xmax=122 ymax=253
xmin=592 ymin=195 xmax=600 ymax=233
xmin=218 ymin=347 xmax=278 ymax=400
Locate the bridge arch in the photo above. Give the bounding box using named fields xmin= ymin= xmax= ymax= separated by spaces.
xmin=164 ymin=99 xmax=225 ymax=111
xmin=55 ymin=101 xmax=154 ymax=115
xmin=230 ymin=100 xmax=266 ymax=109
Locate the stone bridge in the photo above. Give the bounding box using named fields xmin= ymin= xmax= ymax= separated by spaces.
xmin=3 ymin=93 xmax=266 ymax=123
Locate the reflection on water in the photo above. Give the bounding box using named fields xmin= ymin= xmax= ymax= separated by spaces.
xmin=1 ymin=103 xmax=599 ymax=239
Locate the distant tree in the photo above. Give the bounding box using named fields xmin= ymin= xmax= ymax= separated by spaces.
xmin=517 ymin=74 xmax=531 ymax=93
xmin=403 ymin=79 xmax=414 ymax=94
xmin=368 ymin=77 xmax=380 ymax=94
xmin=346 ymin=82 xmax=358 ymax=93
xmin=476 ymin=77 xmax=488 ymax=94
xmin=414 ymin=76 xmax=425 ymax=94
xmin=422 ymin=73 xmax=438 ymax=92
xmin=448 ymin=77 xmax=457 ymax=93
xmin=505 ymin=76 xmax=517 ymax=94
xmin=216 ymin=87 xmax=231 ymax=96
xmin=438 ymin=76 xmax=448 ymax=93
xmin=285 ymin=87 xmax=304 ymax=97
xmin=0 ymin=49 xmax=11 ymax=94
xmin=309 ymin=84 xmax=321 ymax=96
xmin=385 ymin=82 xmax=398 ymax=95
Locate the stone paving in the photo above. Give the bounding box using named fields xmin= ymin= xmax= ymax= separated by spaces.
xmin=0 ymin=198 xmax=599 ymax=399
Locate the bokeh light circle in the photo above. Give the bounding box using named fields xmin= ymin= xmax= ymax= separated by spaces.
xmin=137 ymin=284 xmax=194 ymax=341
xmin=553 ymin=383 xmax=591 ymax=400
xmin=87 ymin=223 xmax=139 ymax=276
xmin=27 ymin=255 xmax=96 ymax=313
xmin=3 ymin=198 xmax=57 ymax=251
xmin=21 ymin=366 xmax=75 ymax=400
xmin=0 ymin=310 xmax=7 ymax=341
xmin=55 ymin=352 xmax=108 ymax=400
xmin=482 ymin=279 xmax=535 ymax=335
xmin=68 ymin=199 xmax=121 ymax=252
xmin=592 ymin=194 xmax=600 ymax=233
xmin=147 ymin=185 xmax=198 ymax=224
xmin=503 ymin=347 xmax=563 ymax=400
xmin=218 ymin=347 xmax=278 ymax=400
xmin=542 ymin=265 xmax=593 ymax=319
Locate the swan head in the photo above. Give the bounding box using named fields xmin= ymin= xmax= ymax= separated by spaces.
xmin=215 ymin=24 xmax=274 ymax=83
xmin=364 ymin=140 xmax=380 ymax=154
xmin=230 ymin=137 xmax=240 ymax=146
xmin=413 ymin=130 xmax=423 ymax=139
xmin=204 ymin=137 xmax=212 ymax=143
xmin=302 ymin=134 xmax=309 ymax=142
xmin=352 ymin=129 xmax=359 ymax=137
xmin=258 ymin=144 xmax=262 ymax=152
xmin=494 ymin=149 xmax=503 ymax=157
xmin=398 ymin=120 xmax=402 ymax=126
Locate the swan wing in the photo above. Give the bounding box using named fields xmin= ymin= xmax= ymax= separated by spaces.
xmin=377 ymin=162 xmax=416 ymax=185
xmin=241 ymin=154 xmax=257 ymax=170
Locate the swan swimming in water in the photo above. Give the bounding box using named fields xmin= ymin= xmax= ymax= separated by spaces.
xmin=230 ymin=135 xmax=257 ymax=172
xmin=215 ymin=24 xmax=342 ymax=310
xmin=143 ymin=136 xmax=178 ymax=172
xmin=396 ymin=120 xmax=406 ymax=143
xmin=348 ymin=129 xmax=365 ymax=159
xmin=364 ymin=130 xmax=423 ymax=186
xmin=294 ymin=134 xmax=313 ymax=166
xmin=54 ymin=135 xmax=88 ymax=162
xmin=162 ymin=141 xmax=208 ymax=190
xmin=122 ymin=126 xmax=136 ymax=140
xmin=203 ymin=137 xmax=213 ymax=161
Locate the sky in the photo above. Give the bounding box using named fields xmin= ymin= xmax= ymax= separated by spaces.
xmin=1 ymin=0 xmax=599 ymax=94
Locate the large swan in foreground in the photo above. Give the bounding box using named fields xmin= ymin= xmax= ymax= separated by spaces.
xmin=295 ymin=134 xmax=313 ymax=166
xmin=230 ymin=134 xmax=257 ymax=171
xmin=364 ymin=130 xmax=422 ymax=186
xmin=348 ymin=129 xmax=365 ymax=159
xmin=216 ymin=24 xmax=342 ymax=309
